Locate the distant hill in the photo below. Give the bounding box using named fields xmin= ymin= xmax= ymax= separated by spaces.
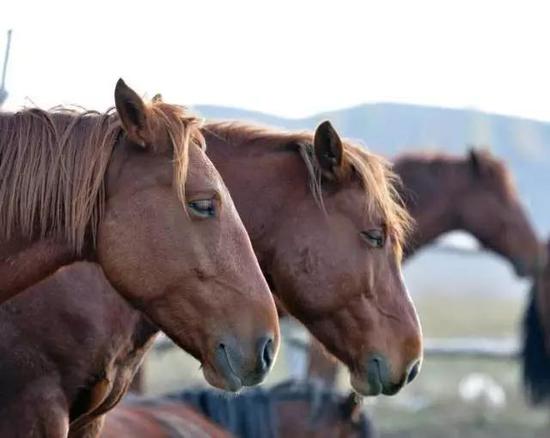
xmin=195 ymin=102 xmax=550 ymax=299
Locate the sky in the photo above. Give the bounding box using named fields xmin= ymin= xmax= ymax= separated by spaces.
xmin=2 ymin=0 xmax=550 ymax=120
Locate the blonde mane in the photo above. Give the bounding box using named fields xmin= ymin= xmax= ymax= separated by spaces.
xmin=204 ymin=121 xmax=412 ymax=256
xmin=0 ymin=102 xmax=203 ymax=254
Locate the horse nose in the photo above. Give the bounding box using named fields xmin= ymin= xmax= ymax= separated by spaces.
xmin=242 ymin=334 xmax=276 ymax=385
xmin=218 ymin=334 xmax=276 ymax=387
xmin=258 ymin=335 xmax=275 ymax=373
xmin=365 ymin=355 xmax=421 ymax=396
xmin=406 ymin=359 xmax=422 ymax=384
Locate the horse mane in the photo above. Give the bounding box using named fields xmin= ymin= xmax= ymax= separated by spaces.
xmin=204 ymin=121 xmax=411 ymax=256
xmin=155 ymin=380 xmax=374 ymax=438
xmin=0 ymin=102 xmax=203 ymax=254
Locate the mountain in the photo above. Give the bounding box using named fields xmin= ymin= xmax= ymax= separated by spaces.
xmin=194 ymin=102 xmax=550 ymax=299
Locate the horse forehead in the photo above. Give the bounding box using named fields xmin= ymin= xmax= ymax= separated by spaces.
xmin=186 ymin=148 xmax=224 ymax=187
xmin=328 ymin=188 xmax=381 ymax=223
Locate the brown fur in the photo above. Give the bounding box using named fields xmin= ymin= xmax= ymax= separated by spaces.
xmin=0 ymin=262 xmax=150 ymax=437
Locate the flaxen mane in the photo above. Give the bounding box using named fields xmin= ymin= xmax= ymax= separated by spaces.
xmin=204 ymin=121 xmax=411 ymax=255
xmin=0 ymin=102 xmax=203 ymax=253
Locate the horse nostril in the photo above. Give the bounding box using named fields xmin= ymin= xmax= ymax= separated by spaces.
xmin=259 ymin=336 xmax=275 ymax=371
xmin=365 ymin=355 xmax=386 ymax=395
xmin=406 ymin=360 xmax=421 ymax=384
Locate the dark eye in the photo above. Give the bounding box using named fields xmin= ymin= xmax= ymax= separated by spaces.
xmin=188 ymin=198 xmax=216 ymax=218
xmin=360 ymin=229 xmax=385 ymax=248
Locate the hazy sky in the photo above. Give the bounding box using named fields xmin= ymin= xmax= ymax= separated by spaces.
xmin=1 ymin=0 xmax=550 ymax=120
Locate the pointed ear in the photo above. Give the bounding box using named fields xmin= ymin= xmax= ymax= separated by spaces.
xmin=152 ymin=93 xmax=163 ymax=103
xmin=314 ymin=120 xmax=344 ymax=178
xmin=114 ymin=78 xmax=152 ymax=148
xmin=469 ymin=148 xmax=481 ymax=174
xmin=468 ymin=147 xmax=490 ymax=177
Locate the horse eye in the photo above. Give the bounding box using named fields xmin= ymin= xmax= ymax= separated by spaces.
xmin=360 ymin=229 xmax=385 ymax=249
xmin=188 ymin=198 xmax=216 ymax=218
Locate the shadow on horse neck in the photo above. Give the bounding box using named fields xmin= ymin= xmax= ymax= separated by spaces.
xmin=394 ymin=148 xmax=542 ymax=276
xmin=202 ymin=120 xmax=422 ymax=397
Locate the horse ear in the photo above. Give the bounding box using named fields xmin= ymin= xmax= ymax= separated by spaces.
xmin=314 ymin=120 xmax=344 ymax=178
xmin=469 ymin=148 xmax=485 ymax=176
xmin=114 ymin=78 xmax=152 ymax=148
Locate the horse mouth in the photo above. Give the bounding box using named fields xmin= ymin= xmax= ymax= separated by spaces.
xmin=202 ymin=345 xmax=243 ymax=392
xmin=350 ymin=370 xmax=383 ymax=396
xmin=350 ymin=359 xmax=405 ymax=397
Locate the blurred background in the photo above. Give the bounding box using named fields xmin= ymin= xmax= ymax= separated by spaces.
xmin=2 ymin=1 xmax=550 ymax=436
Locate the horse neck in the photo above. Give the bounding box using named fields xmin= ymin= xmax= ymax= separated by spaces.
xmin=396 ymin=158 xmax=471 ymax=256
xmin=0 ymin=237 xmax=86 ymax=303
xmin=203 ymin=128 xmax=309 ymax=269
xmin=0 ymin=109 xmax=114 ymax=299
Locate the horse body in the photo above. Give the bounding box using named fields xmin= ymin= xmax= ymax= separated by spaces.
xmin=102 ymin=381 xmax=375 ymax=438
xmin=0 ymin=262 xmax=155 ymax=437
xmin=102 ymin=401 xmax=231 ymax=438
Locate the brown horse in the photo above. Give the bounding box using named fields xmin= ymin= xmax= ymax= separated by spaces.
xmin=0 ymin=80 xmax=280 ymax=401
xmin=202 ymin=120 xmax=423 ymax=396
xmin=102 ymin=381 xmax=375 ymax=438
xmin=102 ymin=401 xmax=231 ymax=438
xmin=395 ymin=148 xmax=542 ymax=275
xmin=522 ymin=240 xmax=550 ymax=404
xmin=308 ymin=147 xmax=543 ymax=385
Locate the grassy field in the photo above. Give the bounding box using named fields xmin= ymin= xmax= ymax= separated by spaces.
xmin=142 ymin=294 xmax=550 ymax=437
